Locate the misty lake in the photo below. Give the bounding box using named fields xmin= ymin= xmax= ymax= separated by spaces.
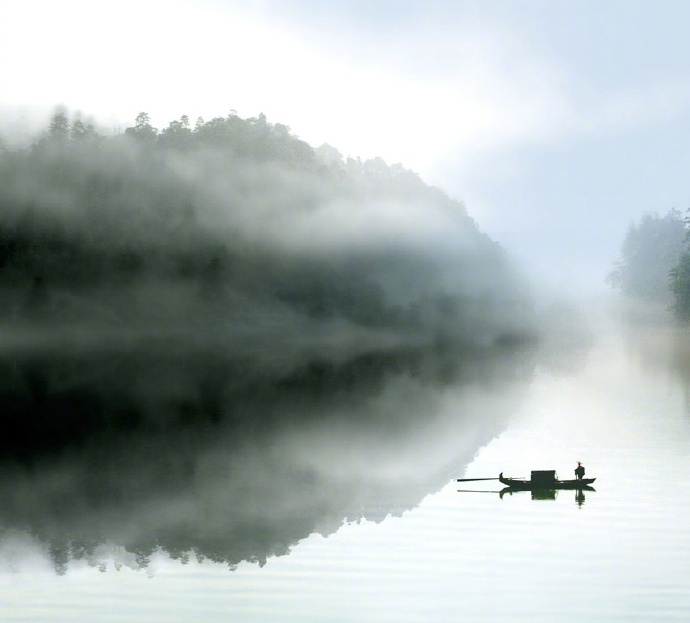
xmin=1 ymin=300 xmax=690 ymax=622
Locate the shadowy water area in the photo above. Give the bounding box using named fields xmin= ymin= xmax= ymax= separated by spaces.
xmin=0 ymin=325 xmax=535 ymax=575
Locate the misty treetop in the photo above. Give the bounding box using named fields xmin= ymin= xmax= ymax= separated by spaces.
xmin=0 ymin=108 xmax=533 ymax=345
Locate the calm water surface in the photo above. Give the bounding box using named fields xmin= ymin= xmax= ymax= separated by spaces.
xmin=2 ymin=306 xmax=690 ymax=622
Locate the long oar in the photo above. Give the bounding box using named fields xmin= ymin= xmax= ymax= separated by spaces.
xmin=456 ymin=477 xmax=500 ymax=482
xmin=456 ymin=476 xmax=527 ymax=482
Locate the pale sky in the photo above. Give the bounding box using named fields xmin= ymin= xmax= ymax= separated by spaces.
xmin=2 ymin=0 xmax=690 ymax=293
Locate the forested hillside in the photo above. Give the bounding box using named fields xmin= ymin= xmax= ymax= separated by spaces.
xmin=0 ymin=109 xmax=534 ymax=346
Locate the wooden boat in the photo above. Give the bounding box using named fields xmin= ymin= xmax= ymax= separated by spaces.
xmin=499 ymin=471 xmax=596 ymax=490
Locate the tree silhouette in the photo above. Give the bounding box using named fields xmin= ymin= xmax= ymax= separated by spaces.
xmin=124 ymin=112 xmax=158 ymax=143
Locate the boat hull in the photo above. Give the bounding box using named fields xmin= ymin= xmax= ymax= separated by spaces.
xmin=499 ymin=474 xmax=596 ymax=490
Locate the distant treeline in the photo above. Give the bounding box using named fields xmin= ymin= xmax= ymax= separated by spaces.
xmin=0 ymin=108 xmax=534 ymax=344
xmin=607 ymin=208 xmax=690 ymax=320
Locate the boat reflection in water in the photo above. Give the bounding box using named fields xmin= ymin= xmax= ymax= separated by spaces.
xmin=499 ymin=486 xmax=595 ymax=506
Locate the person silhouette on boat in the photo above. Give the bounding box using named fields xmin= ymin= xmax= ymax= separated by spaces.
xmin=575 ymin=461 xmax=585 ymax=480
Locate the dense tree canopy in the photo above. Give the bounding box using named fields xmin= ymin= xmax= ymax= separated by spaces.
xmin=607 ymin=209 xmax=687 ymax=302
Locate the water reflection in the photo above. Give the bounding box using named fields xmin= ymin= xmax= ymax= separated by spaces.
xmin=575 ymin=488 xmax=587 ymax=507
xmin=497 ymin=486 xmax=595 ymax=504
xmin=0 ymin=333 xmax=535 ymax=574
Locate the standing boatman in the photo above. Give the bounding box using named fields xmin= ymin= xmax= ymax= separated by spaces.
xmin=575 ymin=461 xmax=585 ymax=480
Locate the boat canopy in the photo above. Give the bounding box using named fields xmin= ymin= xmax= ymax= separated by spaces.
xmin=530 ymin=470 xmax=556 ymax=486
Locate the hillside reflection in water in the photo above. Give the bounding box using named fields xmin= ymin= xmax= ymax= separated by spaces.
xmin=0 ymin=333 xmax=535 ymax=574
